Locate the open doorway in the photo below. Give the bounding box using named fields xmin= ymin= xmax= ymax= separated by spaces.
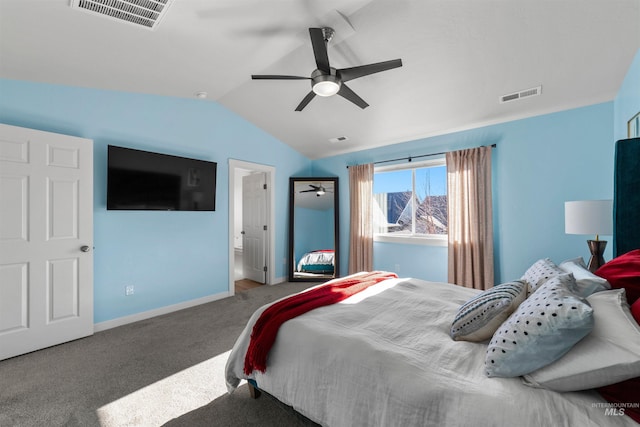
xmin=228 ymin=159 xmax=275 ymax=295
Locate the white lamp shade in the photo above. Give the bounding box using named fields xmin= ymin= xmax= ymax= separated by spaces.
xmin=565 ymin=200 xmax=613 ymax=235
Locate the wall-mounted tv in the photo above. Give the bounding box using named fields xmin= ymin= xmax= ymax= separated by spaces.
xmin=107 ymin=145 xmax=217 ymax=211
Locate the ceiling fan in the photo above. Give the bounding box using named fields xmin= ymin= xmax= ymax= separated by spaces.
xmin=252 ymin=27 xmax=403 ymax=111
xmin=300 ymin=184 xmax=332 ymax=196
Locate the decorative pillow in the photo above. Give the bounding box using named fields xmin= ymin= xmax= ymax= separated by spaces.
xmin=632 ymin=298 xmax=640 ymax=325
xmin=450 ymin=281 xmax=527 ymax=342
xmin=522 ymin=289 xmax=640 ymax=391
xmin=595 ymin=249 xmax=640 ymax=304
xmin=485 ymin=274 xmax=594 ymax=378
xmin=559 ymin=257 xmax=611 ymax=297
xmin=521 ymin=258 xmax=564 ymax=294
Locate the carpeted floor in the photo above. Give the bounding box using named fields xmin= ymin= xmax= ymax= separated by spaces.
xmin=0 ymin=281 xmax=319 ymax=427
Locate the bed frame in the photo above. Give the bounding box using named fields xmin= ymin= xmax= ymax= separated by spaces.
xmin=248 ymin=379 xmax=320 ymax=426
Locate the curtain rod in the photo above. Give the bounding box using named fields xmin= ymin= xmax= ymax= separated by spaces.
xmin=346 ymin=144 xmax=496 ymax=168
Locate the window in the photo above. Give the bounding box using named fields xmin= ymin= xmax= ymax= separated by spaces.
xmin=373 ymin=158 xmax=447 ymax=245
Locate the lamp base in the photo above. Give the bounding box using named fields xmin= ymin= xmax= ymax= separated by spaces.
xmin=586 ymin=240 xmax=607 ymax=273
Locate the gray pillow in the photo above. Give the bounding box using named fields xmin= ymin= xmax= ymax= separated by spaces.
xmin=559 ymin=257 xmax=611 ymax=297
xmin=485 ymin=274 xmax=594 ymax=378
xmin=521 ymin=258 xmax=565 ymax=294
xmin=450 ymin=281 xmax=527 ymax=342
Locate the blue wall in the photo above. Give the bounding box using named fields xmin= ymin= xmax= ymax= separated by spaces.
xmin=373 ymin=242 xmax=448 ymax=282
xmin=615 ymin=49 xmax=640 ymax=141
xmin=293 ymin=206 xmax=334 ymax=262
xmin=1 ymin=47 xmax=637 ymax=324
xmin=0 ymin=79 xmax=311 ymax=323
xmin=314 ymin=102 xmax=616 ymax=284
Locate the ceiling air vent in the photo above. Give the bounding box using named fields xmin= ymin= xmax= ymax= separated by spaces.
xmin=70 ymin=0 xmax=172 ymax=30
xmin=329 ymin=136 xmax=349 ymax=144
xmin=500 ymin=85 xmax=542 ymax=104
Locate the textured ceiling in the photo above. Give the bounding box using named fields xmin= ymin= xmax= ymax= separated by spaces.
xmin=1 ymin=0 xmax=638 ymax=159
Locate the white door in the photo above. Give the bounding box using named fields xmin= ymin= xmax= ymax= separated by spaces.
xmin=242 ymin=172 xmax=267 ymax=283
xmin=0 ymin=124 xmax=93 ymax=361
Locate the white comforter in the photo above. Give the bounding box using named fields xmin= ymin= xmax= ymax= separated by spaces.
xmin=225 ymin=277 xmax=637 ymax=427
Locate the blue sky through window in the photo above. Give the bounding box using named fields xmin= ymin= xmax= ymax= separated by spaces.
xmin=374 ymin=166 xmax=446 ymax=199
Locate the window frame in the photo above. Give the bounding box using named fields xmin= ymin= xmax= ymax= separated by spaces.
xmin=373 ymin=157 xmax=448 ymax=247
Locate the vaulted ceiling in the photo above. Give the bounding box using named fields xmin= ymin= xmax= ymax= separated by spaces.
xmin=1 ymin=0 xmax=638 ymax=159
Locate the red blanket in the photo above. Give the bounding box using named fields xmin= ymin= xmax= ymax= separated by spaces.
xmin=243 ymin=271 xmax=398 ymax=374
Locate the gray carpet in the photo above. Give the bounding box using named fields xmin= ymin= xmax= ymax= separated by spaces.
xmin=0 ymin=282 xmax=319 ymax=427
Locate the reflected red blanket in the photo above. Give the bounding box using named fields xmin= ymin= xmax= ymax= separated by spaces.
xmin=243 ymin=271 xmax=398 ymax=374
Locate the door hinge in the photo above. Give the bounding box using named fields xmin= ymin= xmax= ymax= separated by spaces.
xmin=263 ymin=266 xmax=268 ymax=272
xmin=263 ymin=183 xmax=267 ymax=190
xmin=263 ymin=225 xmax=267 ymax=231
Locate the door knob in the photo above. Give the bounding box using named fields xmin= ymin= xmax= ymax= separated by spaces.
xmin=80 ymin=245 xmax=91 ymax=252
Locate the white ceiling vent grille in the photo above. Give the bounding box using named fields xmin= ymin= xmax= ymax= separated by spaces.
xmin=329 ymin=136 xmax=349 ymax=144
xmin=70 ymin=0 xmax=172 ymax=30
xmin=500 ymin=85 xmax=542 ymax=103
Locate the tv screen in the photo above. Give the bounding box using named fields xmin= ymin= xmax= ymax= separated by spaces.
xmin=107 ymin=145 xmax=216 ymax=211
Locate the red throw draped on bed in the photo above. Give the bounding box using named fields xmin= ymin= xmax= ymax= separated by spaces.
xmin=244 ymin=271 xmax=398 ymax=374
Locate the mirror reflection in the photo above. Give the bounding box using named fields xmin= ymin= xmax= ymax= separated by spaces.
xmin=289 ymin=177 xmax=339 ymax=282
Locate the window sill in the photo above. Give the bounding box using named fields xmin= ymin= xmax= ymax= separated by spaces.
xmin=374 ymin=234 xmax=448 ymax=247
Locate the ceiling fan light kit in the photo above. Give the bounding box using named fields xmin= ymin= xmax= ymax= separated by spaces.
xmin=311 ymin=70 xmax=341 ymax=97
xmin=252 ymin=27 xmax=403 ymax=111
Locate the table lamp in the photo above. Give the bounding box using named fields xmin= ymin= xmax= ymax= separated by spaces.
xmin=565 ymin=200 xmax=613 ymax=272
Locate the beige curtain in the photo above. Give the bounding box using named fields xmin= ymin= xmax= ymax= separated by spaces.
xmin=446 ymin=146 xmax=494 ymax=290
xmin=348 ymin=163 xmax=374 ymax=274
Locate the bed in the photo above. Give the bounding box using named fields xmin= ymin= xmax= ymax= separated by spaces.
xmin=225 ymin=138 xmax=640 ymax=427
xmin=294 ymin=249 xmax=335 ymax=279
xmin=226 ymin=273 xmax=639 ymax=426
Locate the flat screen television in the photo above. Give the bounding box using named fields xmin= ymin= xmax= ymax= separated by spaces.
xmin=107 ymin=145 xmax=216 ymax=211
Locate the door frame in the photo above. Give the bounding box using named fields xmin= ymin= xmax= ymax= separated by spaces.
xmin=228 ymin=159 xmax=275 ymax=295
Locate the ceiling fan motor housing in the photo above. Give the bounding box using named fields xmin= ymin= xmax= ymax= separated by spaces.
xmin=311 ymin=68 xmax=341 ymax=96
xmin=322 ymin=27 xmax=335 ymax=42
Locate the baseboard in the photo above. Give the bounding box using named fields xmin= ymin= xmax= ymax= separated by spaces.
xmin=272 ymin=276 xmax=287 ymax=285
xmin=94 ymin=291 xmax=230 ymax=332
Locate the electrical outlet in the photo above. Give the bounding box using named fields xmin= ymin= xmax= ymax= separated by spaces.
xmin=125 ymin=285 xmax=134 ymax=296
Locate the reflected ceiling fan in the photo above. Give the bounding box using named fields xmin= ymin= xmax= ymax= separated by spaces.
xmin=300 ymin=184 xmax=333 ymax=196
xmin=252 ymin=27 xmax=403 ymax=111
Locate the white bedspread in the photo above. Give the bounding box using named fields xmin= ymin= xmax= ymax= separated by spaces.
xmin=225 ymin=277 xmax=637 ymax=427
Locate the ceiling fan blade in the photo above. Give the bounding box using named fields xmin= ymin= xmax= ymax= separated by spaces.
xmin=309 ymin=28 xmax=331 ymax=73
xmin=295 ymin=91 xmax=316 ymax=111
xmin=338 ymin=59 xmax=403 ymax=82
xmin=337 ymin=83 xmax=369 ymax=109
xmin=252 ymin=75 xmax=310 ymax=80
